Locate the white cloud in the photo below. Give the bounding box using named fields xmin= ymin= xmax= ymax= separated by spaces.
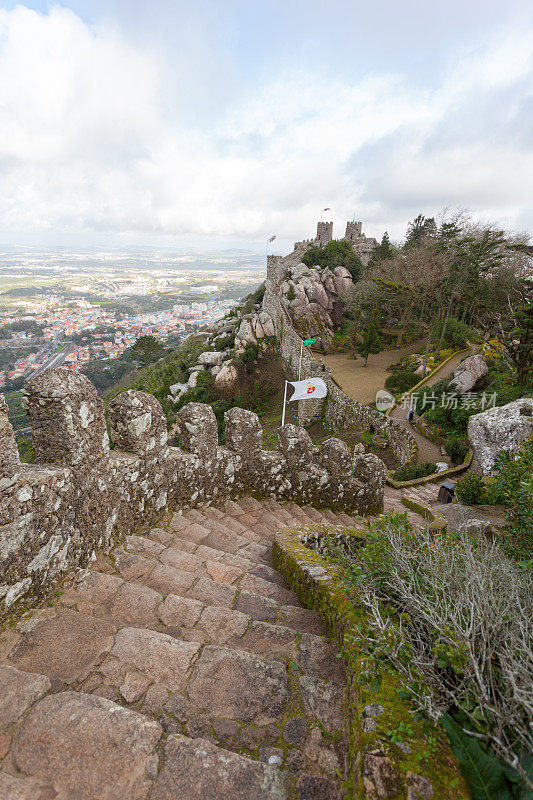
xmin=0 ymin=5 xmax=531 ymax=245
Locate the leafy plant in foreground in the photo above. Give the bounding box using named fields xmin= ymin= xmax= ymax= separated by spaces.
xmin=321 ymin=514 xmax=533 ymax=792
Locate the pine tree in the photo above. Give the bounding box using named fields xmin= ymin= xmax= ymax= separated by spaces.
xmin=404 ymin=214 xmax=437 ymax=249
xmin=368 ymin=232 xmax=395 ymax=268
xmin=355 ymin=308 xmax=383 ymax=366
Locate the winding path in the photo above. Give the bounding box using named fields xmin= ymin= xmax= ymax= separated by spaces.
xmin=389 ymin=348 xmax=473 ymax=465
xmin=322 ymin=344 xmax=473 ymax=467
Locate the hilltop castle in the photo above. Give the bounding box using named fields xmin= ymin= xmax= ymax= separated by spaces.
xmin=292 ymin=218 xmax=379 ymax=266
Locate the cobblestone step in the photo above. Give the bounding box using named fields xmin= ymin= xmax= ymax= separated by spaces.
xmin=0 ymin=496 xmax=355 ymax=799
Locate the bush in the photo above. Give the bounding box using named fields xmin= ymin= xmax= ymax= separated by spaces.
xmin=486 ymin=439 xmax=533 ymax=558
xmin=322 ymin=514 xmax=533 ymax=791
xmin=488 ymin=361 xmax=533 ymax=406
xmin=384 ymin=369 xmax=420 ymax=394
xmin=234 ymin=342 xmax=261 ymax=373
xmin=392 ymin=462 xmax=437 ymax=482
xmin=432 ymin=316 xmax=476 ymax=349
xmin=302 ymin=239 xmax=363 ymax=282
xmin=444 ymin=435 xmax=469 ymax=465
xmin=213 ymin=334 xmax=235 ymax=351
xmin=241 ymin=283 xmax=266 ymax=314
xmin=455 ymin=471 xmax=486 ymax=504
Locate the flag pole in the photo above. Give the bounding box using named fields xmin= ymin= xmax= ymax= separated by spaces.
xmin=297 ymin=341 xmax=304 ymax=427
xmin=281 ymin=381 xmax=288 ymax=427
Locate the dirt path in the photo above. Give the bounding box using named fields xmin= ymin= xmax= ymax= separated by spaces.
xmin=321 ymin=344 xmax=473 ymax=466
xmin=390 ymin=349 xmax=474 ymax=465
xmin=320 ymin=340 xmax=425 ymax=404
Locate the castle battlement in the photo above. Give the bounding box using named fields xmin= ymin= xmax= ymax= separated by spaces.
xmin=288 ymin=218 xmax=379 ymax=267
xmin=0 ymin=369 xmax=385 ymax=617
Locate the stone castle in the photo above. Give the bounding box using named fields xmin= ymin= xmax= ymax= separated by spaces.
xmin=292 ymin=218 xmax=379 ymax=266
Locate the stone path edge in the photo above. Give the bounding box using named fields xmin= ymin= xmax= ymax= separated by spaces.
xmin=385 ymin=347 xmax=472 ymax=418
xmin=272 ymin=526 xmax=470 ymax=800
xmin=386 ymin=449 xmax=473 ymax=490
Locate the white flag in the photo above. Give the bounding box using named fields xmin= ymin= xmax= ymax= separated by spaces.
xmin=288 ymin=378 xmax=328 ymax=402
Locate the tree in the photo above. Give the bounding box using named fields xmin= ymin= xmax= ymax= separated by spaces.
xmin=488 ymin=298 xmax=533 ymax=387
xmin=302 ymin=240 xmax=363 ymax=282
xmin=355 ymin=308 xmax=383 ymax=366
xmin=368 ymin=231 xmax=395 ymax=268
xmin=127 ymin=335 xmax=166 ymax=366
xmin=404 ymin=214 xmax=437 ymax=249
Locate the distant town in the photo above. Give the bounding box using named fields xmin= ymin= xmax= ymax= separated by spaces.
xmin=0 ymin=296 xmax=238 ymax=385
xmin=0 ymin=248 xmax=267 ymax=435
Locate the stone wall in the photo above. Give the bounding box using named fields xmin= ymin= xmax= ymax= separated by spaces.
xmin=0 ymin=369 xmax=385 ymax=618
xmin=263 ymin=287 xmax=417 ymax=462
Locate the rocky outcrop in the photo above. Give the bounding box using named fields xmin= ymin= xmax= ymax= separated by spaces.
xmin=214 ymin=363 xmax=238 ymax=389
xmin=198 ymin=351 xmax=225 ymax=367
xmin=467 ymin=398 xmax=533 ymax=474
xmin=168 ymin=298 xmax=277 ymax=400
xmin=449 ymin=354 xmax=488 ymax=394
xmin=277 ymin=262 xmax=354 ymax=345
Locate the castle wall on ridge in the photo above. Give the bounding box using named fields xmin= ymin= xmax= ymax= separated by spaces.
xmin=0 ymin=370 xmax=385 ymax=618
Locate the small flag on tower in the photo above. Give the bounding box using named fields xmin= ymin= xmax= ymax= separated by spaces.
xmin=268 ymin=235 xmax=276 ymax=242
xmin=322 ymin=207 xmax=330 ymax=212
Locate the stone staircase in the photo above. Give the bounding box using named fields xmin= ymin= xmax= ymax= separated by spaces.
xmin=0 ymin=497 xmax=367 ymax=800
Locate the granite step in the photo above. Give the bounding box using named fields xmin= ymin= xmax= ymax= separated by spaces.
xmin=0 ymin=495 xmax=354 ymax=799
xmin=87 ymin=629 xmax=348 ymax=782
xmin=3 ymin=622 xmax=347 ymax=795
xmin=0 ymin=674 xmax=343 ymax=800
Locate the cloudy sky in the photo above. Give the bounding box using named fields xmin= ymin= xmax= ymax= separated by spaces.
xmin=0 ymin=0 xmax=532 ymax=251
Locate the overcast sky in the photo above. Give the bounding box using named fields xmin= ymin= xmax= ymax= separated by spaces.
xmin=0 ymin=0 xmax=532 ymax=251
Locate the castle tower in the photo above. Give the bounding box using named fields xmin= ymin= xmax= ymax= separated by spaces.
xmin=266 ymin=254 xmax=285 ymax=287
xmin=316 ymin=221 xmax=333 ymax=247
xmin=344 ymin=220 xmax=363 ymax=241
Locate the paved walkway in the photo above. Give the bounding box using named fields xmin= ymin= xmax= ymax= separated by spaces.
xmin=389 ymin=348 xmax=474 ymax=466
xmin=0 ymin=497 xmax=371 ymax=800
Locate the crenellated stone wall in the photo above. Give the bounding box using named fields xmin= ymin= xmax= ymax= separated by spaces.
xmin=0 ymin=369 xmax=385 ymax=618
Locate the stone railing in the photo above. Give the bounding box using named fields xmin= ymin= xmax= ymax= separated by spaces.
xmin=0 ymin=369 xmax=386 ymax=618
xmin=263 ymin=287 xmax=417 ymax=465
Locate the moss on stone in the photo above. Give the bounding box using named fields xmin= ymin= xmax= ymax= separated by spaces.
xmin=272 ymin=527 xmax=471 ymax=800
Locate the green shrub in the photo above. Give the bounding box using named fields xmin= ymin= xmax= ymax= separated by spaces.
xmin=392 ymin=462 xmax=437 ymax=482
xmin=432 ymin=316 xmax=476 ymax=349
xmin=384 ymin=369 xmax=420 ymax=394
xmin=486 ymin=439 xmax=533 ymax=558
xmin=302 ymin=239 xmax=363 ymax=282
xmin=321 ymin=513 xmax=533 ymax=793
xmin=241 ymin=283 xmax=266 ymax=314
xmin=455 ymin=471 xmax=486 ymax=504
xmin=286 ymin=283 xmax=296 ymax=302
xmin=234 ymin=342 xmax=261 ymax=373
xmin=213 ymin=334 xmax=235 ymax=351
xmin=488 ymin=362 xmax=533 ymax=406
xmin=444 ymin=435 xmax=469 ymax=465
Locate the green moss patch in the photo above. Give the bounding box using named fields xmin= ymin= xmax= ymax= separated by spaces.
xmin=272 ymin=526 xmax=470 ymax=800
